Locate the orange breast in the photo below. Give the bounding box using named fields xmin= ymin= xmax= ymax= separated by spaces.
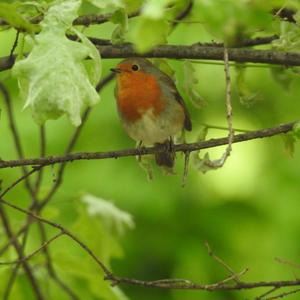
xmin=116 ymin=71 xmax=164 ymax=122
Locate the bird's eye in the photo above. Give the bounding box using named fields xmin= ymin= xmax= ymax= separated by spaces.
xmin=131 ymin=64 xmax=139 ymax=71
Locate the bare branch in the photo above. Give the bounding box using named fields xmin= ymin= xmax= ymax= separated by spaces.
xmin=0 ymin=232 xmax=64 ymax=265
xmin=0 ymin=166 xmax=42 ymax=198
xmin=203 ymin=47 xmax=233 ymax=169
xmin=9 ymin=31 xmax=20 ymax=59
xmin=96 ymin=44 xmax=300 ymax=65
xmin=2 ymin=44 xmax=300 ymax=72
xmin=0 ymin=122 xmax=295 ymax=170
xmin=0 ymin=197 xmax=113 ymax=278
xmin=2 ymin=196 xmax=300 ymax=293
xmin=0 ymin=206 xmax=44 ymax=300
xmin=204 ymin=241 xmax=243 ymax=283
xmin=275 ymin=257 xmax=300 ymax=270
xmin=0 ymin=74 xmax=114 ymax=258
xmin=265 ymin=288 xmax=300 ymax=300
xmin=0 ymin=11 xmax=140 ymax=27
xmin=34 ymin=126 xmax=46 ymax=195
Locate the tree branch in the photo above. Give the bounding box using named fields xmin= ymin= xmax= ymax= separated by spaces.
xmin=0 ymin=206 xmax=44 ymax=300
xmin=0 ymin=11 xmax=140 ymax=27
xmin=96 ymin=44 xmax=300 ymax=65
xmin=2 ymin=44 xmax=300 ymax=72
xmin=3 ymin=195 xmax=300 ymax=294
xmin=203 ymin=46 xmax=234 ymax=169
xmin=0 ymin=122 xmax=295 ymax=169
xmin=0 ymin=232 xmax=64 ymax=265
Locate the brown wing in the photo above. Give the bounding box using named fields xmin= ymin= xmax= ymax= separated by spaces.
xmin=159 ymin=74 xmax=192 ymax=131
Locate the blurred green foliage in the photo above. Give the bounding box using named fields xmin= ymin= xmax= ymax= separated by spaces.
xmin=1 ymin=0 xmax=300 ymax=300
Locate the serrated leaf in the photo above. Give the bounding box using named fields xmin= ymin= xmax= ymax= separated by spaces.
xmin=81 ymin=194 xmax=134 ymax=236
xmin=183 ymin=60 xmax=207 ymax=109
xmin=12 ymin=0 xmax=101 ymax=126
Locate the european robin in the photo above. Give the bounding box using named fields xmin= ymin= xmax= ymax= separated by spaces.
xmin=111 ymin=58 xmax=192 ymax=168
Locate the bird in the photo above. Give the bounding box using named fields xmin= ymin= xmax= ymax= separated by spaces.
xmin=111 ymin=57 xmax=192 ymax=169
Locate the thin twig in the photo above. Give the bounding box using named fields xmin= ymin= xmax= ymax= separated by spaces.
xmin=204 ymin=47 xmax=234 ymax=169
xmin=0 ymin=205 xmax=44 ymax=300
xmin=9 ymin=31 xmax=20 ymax=60
xmin=37 ymin=222 xmax=80 ymax=300
xmin=0 ymin=232 xmax=64 ymax=265
xmin=0 ymin=82 xmax=45 ymax=300
xmin=265 ymin=288 xmax=300 ymax=300
xmin=181 ymin=151 xmax=190 ymax=187
xmin=199 ymin=123 xmax=250 ymax=133
xmin=0 ymin=11 xmax=140 ymax=27
xmin=0 ymin=82 xmax=36 ymax=198
xmin=0 ymin=75 xmax=114 ymax=258
xmin=0 ymin=197 xmax=113 ymax=278
xmin=38 ymin=73 xmax=115 ymax=211
xmin=34 ymin=126 xmax=46 ymax=195
xmin=3 ymin=196 xmax=300 ymax=292
xmin=256 ymin=287 xmax=280 ymax=300
xmin=275 ymin=257 xmax=300 ymax=270
xmin=205 ymin=241 xmax=241 ymax=283
xmin=0 ymin=166 xmax=41 ymax=198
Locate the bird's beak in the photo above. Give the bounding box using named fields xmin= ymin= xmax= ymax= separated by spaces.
xmin=110 ymin=68 xmax=122 ymax=73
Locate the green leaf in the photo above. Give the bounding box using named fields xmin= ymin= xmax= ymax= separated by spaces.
xmin=141 ymin=0 xmax=169 ymax=19
xmin=183 ymin=60 xmax=207 ymax=109
xmin=197 ymin=125 xmax=208 ymax=142
xmin=129 ymin=0 xmax=171 ymax=52
xmin=236 ymin=64 xmax=261 ymax=107
xmin=131 ymin=17 xmax=169 ymax=52
xmin=0 ymin=3 xmax=38 ymax=33
xmin=12 ymin=0 xmax=101 ymax=126
xmin=137 ymin=154 xmax=154 ymax=180
xmin=293 ymin=121 xmax=300 ymax=139
xmin=72 ymin=27 xmax=102 ymax=85
xmin=110 ymin=8 xmax=128 ymax=44
xmin=270 ymin=66 xmax=293 ymax=90
xmin=52 ymin=195 xmax=132 ymax=300
xmin=85 ymin=0 xmax=123 ymax=9
xmin=194 ymin=1 xmax=273 ymax=45
xmin=272 ymin=21 xmax=300 ymax=51
xmin=152 ymin=58 xmax=175 ymax=78
xmin=81 ymin=194 xmax=135 ymax=236
xmin=282 ymin=133 xmax=296 ymax=157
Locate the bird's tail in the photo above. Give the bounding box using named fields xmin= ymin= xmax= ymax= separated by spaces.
xmin=154 ymin=142 xmax=175 ymax=168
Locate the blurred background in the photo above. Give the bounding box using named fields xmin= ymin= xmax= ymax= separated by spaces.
xmin=1 ymin=1 xmax=300 ymax=299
